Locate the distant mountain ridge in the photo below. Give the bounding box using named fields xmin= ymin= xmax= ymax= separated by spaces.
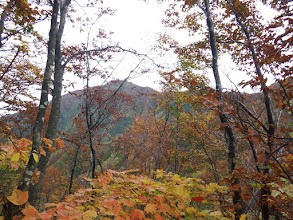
xmin=59 ymin=81 xmax=156 ymax=135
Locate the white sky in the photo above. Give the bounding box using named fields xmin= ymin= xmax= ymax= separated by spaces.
xmin=36 ymin=0 xmax=279 ymax=94
xmin=59 ymin=0 xmax=171 ymax=92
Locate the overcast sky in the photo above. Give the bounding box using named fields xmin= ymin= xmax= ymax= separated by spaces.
xmin=58 ymin=0 xmax=171 ymax=91
xmin=37 ymin=0 xmax=277 ymax=93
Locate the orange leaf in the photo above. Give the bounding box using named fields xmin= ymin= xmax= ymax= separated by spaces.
xmin=144 ymin=203 xmax=157 ymax=214
xmin=138 ymin=195 xmax=147 ymax=203
xmin=22 ymin=204 xmax=39 ymax=217
xmin=154 ymin=195 xmax=164 ymax=203
xmin=158 ymin=203 xmax=171 ymax=214
xmin=155 ymin=213 xmax=164 ymax=220
xmin=38 ymin=208 xmax=56 ymax=220
xmin=7 ymin=189 xmax=28 ymax=205
xmin=40 ymin=147 xmax=46 ymax=156
xmin=121 ymin=200 xmax=136 ymax=208
xmin=18 ymin=138 xmax=32 ymax=149
xmin=54 ymin=138 xmax=66 ymax=149
xmin=130 ymin=209 xmax=145 ymax=220
xmin=47 ymin=146 xmax=56 ymax=152
xmin=101 ymin=198 xmax=117 ymax=208
xmin=42 ymin=138 xmax=53 ymax=147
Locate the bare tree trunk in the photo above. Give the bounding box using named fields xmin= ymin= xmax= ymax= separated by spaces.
xmin=69 ymin=144 xmax=81 ymax=194
xmin=28 ymin=0 xmax=71 ymax=207
xmin=226 ymin=1 xmax=275 ymax=218
xmin=154 ymin=110 xmax=170 ymax=171
xmin=174 ymin=110 xmax=179 ymax=174
xmin=0 ymin=2 xmax=11 ymax=48
xmin=4 ymin=1 xmax=60 ymax=218
xmin=199 ymin=0 xmax=243 ymax=219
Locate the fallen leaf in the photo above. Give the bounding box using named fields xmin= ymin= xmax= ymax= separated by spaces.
xmin=22 ymin=204 xmax=39 ymax=217
xmin=7 ymin=189 xmax=28 ymax=205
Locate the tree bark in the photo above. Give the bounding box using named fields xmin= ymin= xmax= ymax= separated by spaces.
xmin=226 ymin=1 xmax=276 ymax=218
xmin=4 ymin=1 xmax=60 ymax=218
xmin=200 ymin=0 xmax=243 ymax=219
xmin=28 ymin=0 xmax=71 ymax=206
xmin=174 ymin=107 xmax=179 ymax=174
xmin=69 ymin=144 xmax=81 ymax=194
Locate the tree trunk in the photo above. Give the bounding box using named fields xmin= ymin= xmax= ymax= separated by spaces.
xmin=226 ymin=1 xmax=275 ymax=218
xmin=4 ymin=1 xmax=60 ymax=218
xmin=200 ymin=0 xmax=243 ymax=218
xmin=69 ymin=144 xmax=81 ymax=194
xmin=28 ymin=0 xmax=71 ymax=207
xmin=174 ymin=109 xmax=179 ymax=174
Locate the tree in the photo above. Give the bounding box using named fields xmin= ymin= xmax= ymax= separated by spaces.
xmin=159 ymin=0 xmax=293 ymax=218
xmin=0 ymin=0 xmax=46 ymax=112
xmin=160 ymin=0 xmax=243 ymax=217
xmin=4 ymin=0 xmax=72 ymax=217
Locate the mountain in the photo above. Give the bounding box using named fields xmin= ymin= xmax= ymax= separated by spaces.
xmin=58 ymin=81 xmax=156 ymax=136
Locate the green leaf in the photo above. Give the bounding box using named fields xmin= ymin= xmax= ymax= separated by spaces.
xmin=154 ymin=189 xmax=162 ymax=194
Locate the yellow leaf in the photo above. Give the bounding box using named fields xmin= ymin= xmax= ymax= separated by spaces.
xmin=240 ymin=214 xmax=247 ymax=220
xmin=32 ymin=153 xmax=39 ymax=163
xmin=83 ymin=209 xmax=97 ymax=219
xmin=156 ymin=169 xmax=164 ymax=178
xmin=7 ymin=189 xmax=28 ymax=205
xmin=186 ymin=207 xmax=197 ymax=215
xmin=174 ymin=185 xmax=190 ymax=200
xmin=196 ymin=211 xmax=208 ymax=217
xmin=0 ymin=216 xmax=5 ymax=220
xmin=172 ymin=174 xmax=181 ymax=182
xmin=11 ymin=153 xmax=20 ymax=162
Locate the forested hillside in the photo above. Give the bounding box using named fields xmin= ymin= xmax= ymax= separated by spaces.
xmin=0 ymin=0 xmax=293 ymax=220
xmin=58 ymin=81 xmax=156 ymax=133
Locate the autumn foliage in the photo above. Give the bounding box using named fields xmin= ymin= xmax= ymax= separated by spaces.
xmin=10 ymin=169 xmax=231 ymax=220
xmin=1 ymin=0 xmax=293 ymax=219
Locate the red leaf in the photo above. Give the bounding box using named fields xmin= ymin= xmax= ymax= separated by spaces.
xmin=191 ymin=196 xmax=204 ymax=203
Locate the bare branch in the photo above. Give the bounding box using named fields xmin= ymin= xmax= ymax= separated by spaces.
xmin=63 ymin=46 xmax=161 ymax=68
